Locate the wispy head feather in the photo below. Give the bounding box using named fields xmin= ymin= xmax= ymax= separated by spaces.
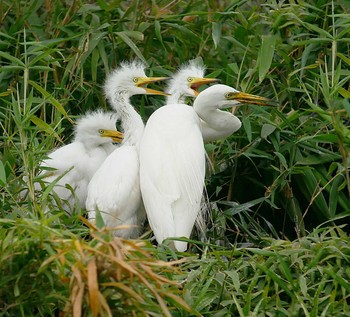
xmin=166 ymin=58 xmax=207 ymax=104
xmin=74 ymin=110 xmax=119 ymax=145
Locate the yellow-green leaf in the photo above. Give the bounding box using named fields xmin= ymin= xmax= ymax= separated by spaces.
xmin=28 ymin=80 xmax=74 ymax=124
xmin=116 ymin=32 xmax=147 ymax=64
xmin=30 ymin=115 xmax=63 ymax=142
xmin=338 ymin=87 xmax=350 ymax=98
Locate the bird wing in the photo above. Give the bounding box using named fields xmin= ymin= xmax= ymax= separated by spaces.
xmin=40 ymin=142 xmax=111 ymax=210
xmin=39 ymin=143 xmax=89 ymax=208
xmin=86 ymin=146 xmax=142 ymax=232
xmin=140 ymin=104 xmax=206 ymax=251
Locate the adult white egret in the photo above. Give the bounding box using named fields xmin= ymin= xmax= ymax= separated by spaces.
xmin=140 ymin=84 xmax=273 ymax=251
xmin=37 ymin=110 xmax=123 ymax=213
xmin=164 ymin=59 xmax=219 ymax=236
xmin=85 ymin=61 xmax=168 ymax=238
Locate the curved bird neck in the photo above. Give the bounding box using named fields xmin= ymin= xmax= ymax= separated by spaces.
xmin=195 ymin=107 xmax=241 ymax=142
xmin=110 ymin=91 xmax=144 ymax=146
xmin=166 ymin=89 xmax=186 ymax=105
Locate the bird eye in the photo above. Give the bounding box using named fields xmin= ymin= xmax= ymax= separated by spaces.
xmin=225 ymin=92 xmax=235 ymax=99
xmin=133 ymin=77 xmax=139 ymax=83
xmin=187 ymin=77 xmax=193 ymax=82
xmin=98 ymin=129 xmax=104 ymax=134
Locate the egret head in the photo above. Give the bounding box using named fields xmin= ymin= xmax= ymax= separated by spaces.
xmin=73 ymin=110 xmax=124 ymax=146
xmin=167 ymin=59 xmax=219 ymax=102
xmin=104 ymin=60 xmax=169 ymax=102
xmin=194 ymin=84 xmax=275 ymax=110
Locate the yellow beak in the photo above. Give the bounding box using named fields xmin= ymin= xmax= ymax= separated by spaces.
xmin=136 ymin=77 xmax=170 ymax=96
xmin=100 ymin=129 xmax=124 ymax=143
xmin=190 ymin=77 xmax=220 ymax=96
xmin=229 ymin=92 xmax=277 ymax=106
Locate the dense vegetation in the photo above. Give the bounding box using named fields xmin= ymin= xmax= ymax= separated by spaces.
xmin=0 ymin=0 xmax=349 ymax=316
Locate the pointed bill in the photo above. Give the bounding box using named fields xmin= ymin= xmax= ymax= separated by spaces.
xmin=230 ymin=92 xmax=277 ymax=106
xmin=100 ymin=129 xmax=124 ymax=143
xmin=190 ymin=77 xmax=220 ymax=96
xmin=137 ymin=77 xmax=170 ymax=96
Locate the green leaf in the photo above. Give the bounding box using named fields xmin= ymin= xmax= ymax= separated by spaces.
xmin=154 ymin=21 xmax=166 ymax=51
xmin=302 ymin=22 xmax=332 ymax=38
xmin=80 ymin=31 xmax=107 ymax=66
xmin=299 ymin=275 xmax=308 ymax=297
xmin=41 ymin=167 xmax=73 ymax=202
xmin=95 ymin=209 xmax=106 ymax=229
xmin=258 ymin=35 xmax=276 ymax=82
xmin=91 ymin=48 xmax=99 ymax=82
xmin=337 ymin=52 xmax=350 ymax=66
xmin=224 ymin=270 xmax=240 ymax=292
xmin=329 ymin=175 xmax=343 ymax=218
xmin=116 ymin=31 xmax=147 ymax=64
xmin=30 ymin=115 xmax=63 ymax=142
xmin=28 ymin=80 xmax=74 ymax=124
xmin=120 ymin=30 xmax=144 ymax=42
xmin=0 ymin=51 xmax=25 ymax=67
xmin=261 ymin=124 xmax=276 ymax=139
xmin=274 ymin=151 xmax=288 ymax=170
xmin=0 ymin=160 xmax=6 ymax=187
xmin=211 ymin=22 xmax=222 ymax=49
xmin=343 ymin=99 xmax=350 ymax=118
xmin=338 ymin=87 xmax=350 ymax=98
xmin=242 ymin=117 xmax=252 ymax=142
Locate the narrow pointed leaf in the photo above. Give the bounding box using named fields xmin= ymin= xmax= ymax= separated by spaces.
xmin=258 ymin=35 xmax=276 ymax=82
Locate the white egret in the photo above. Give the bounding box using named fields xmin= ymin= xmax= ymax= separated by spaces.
xmin=166 ymin=59 xmax=238 ymax=142
xmin=140 ymin=84 xmax=273 ymax=251
xmin=37 ymin=110 xmax=123 ymax=213
xmin=166 ymin=59 xmax=219 ymax=104
xmin=86 ymin=61 xmax=168 ymax=238
xmin=164 ymin=59 xmax=219 ymax=236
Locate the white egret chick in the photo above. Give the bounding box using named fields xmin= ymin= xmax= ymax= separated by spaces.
xmin=37 ymin=110 xmax=123 ymax=213
xmin=166 ymin=59 xmax=219 ymax=104
xmin=140 ymin=84 xmax=273 ymax=251
xmin=166 ymin=59 xmax=239 ymax=142
xmin=86 ymin=61 xmax=168 ymax=238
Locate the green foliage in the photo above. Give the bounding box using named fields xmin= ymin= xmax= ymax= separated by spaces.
xmin=1 ymin=0 xmax=350 ymax=315
xmin=0 ymin=217 xmax=194 ymax=316
xmin=180 ymin=226 xmax=350 ymax=316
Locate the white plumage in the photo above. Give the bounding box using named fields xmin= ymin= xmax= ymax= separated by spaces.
xmin=140 ymin=84 xmax=272 ymax=251
xmin=86 ymin=61 xmax=168 ymax=238
xmin=166 ymin=59 xmax=217 ymax=104
xmin=37 ymin=110 xmax=123 ymax=213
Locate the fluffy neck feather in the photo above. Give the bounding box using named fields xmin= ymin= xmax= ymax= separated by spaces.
xmin=110 ymin=91 xmax=144 ymax=147
xmin=166 ymin=85 xmax=187 ymax=105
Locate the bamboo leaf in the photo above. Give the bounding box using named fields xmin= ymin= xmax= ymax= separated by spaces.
xmin=155 ymin=21 xmax=166 ymax=50
xmin=258 ymin=35 xmax=276 ymax=82
xmin=0 ymin=51 xmax=25 ymax=66
xmin=211 ymin=22 xmax=222 ymax=49
xmin=329 ymin=175 xmax=342 ymax=218
xmin=337 ymin=52 xmax=350 ymax=66
xmin=29 ymin=115 xmax=63 ymax=142
xmin=302 ymin=22 xmax=332 ymax=38
xmin=0 ymin=160 xmax=6 ymax=187
xmin=116 ymin=31 xmax=147 ymax=64
xmin=338 ymin=87 xmax=350 ymax=98
xmin=28 ymin=80 xmax=74 ymax=124
xmin=261 ymin=123 xmax=276 ymax=139
xmin=242 ymin=117 xmax=252 ymax=142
